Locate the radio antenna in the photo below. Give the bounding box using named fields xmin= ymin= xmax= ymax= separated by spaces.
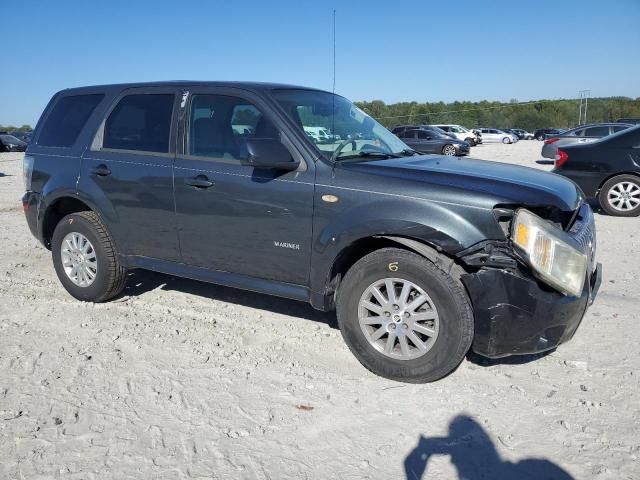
xmin=332 ymin=9 xmax=336 ymax=94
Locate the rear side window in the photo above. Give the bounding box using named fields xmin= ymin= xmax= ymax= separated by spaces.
xmin=583 ymin=126 xmax=609 ymax=137
xmin=38 ymin=94 xmax=104 ymax=147
xmin=103 ymin=94 xmax=174 ymax=153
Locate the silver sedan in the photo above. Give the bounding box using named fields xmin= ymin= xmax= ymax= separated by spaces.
xmin=541 ymin=123 xmax=631 ymax=159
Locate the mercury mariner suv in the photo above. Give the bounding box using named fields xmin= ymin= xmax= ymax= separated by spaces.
xmin=22 ymin=82 xmax=601 ymax=382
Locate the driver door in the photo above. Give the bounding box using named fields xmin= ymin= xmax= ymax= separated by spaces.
xmin=172 ymin=88 xmax=315 ymax=285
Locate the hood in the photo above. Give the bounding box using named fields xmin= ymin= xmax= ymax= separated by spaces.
xmin=342 ymin=155 xmax=583 ymax=212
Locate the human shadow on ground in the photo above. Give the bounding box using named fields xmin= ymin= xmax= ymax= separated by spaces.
xmin=120 ymin=269 xmax=338 ymax=328
xmin=404 ymin=415 xmax=573 ymax=480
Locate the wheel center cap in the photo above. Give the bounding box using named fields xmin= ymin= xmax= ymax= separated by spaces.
xmin=393 ymin=314 xmax=402 ymax=323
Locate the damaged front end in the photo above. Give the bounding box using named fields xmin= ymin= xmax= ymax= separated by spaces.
xmin=459 ymin=203 xmax=602 ymax=358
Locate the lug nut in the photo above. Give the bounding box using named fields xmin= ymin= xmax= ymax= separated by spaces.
xmin=384 ymin=312 xmax=391 ymax=317
xmin=393 ymin=304 xmax=399 ymax=310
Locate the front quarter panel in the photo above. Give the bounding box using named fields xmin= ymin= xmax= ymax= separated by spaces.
xmin=310 ymin=161 xmax=504 ymax=295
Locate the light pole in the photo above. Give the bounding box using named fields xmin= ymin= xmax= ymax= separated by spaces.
xmin=578 ymin=90 xmax=591 ymax=125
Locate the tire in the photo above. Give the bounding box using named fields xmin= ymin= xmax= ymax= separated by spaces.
xmin=536 ymin=135 xmax=544 ymax=141
xmin=502 ymin=137 xmax=510 ymax=144
xmin=51 ymin=211 xmax=127 ymax=302
xmin=464 ymin=137 xmax=476 ymax=146
xmin=336 ymin=248 xmax=474 ymax=383
xmin=598 ymin=175 xmax=640 ymax=217
xmin=442 ymin=144 xmax=457 ymax=156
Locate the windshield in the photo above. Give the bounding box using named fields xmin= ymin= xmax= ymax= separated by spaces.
xmin=272 ymin=89 xmax=408 ymax=160
xmin=0 ymin=135 xmax=22 ymax=143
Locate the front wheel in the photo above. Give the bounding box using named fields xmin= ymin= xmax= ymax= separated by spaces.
xmin=442 ymin=144 xmax=457 ymax=156
xmin=336 ymin=248 xmax=474 ymax=383
xmin=51 ymin=211 xmax=128 ymax=302
xmin=598 ymin=175 xmax=640 ymax=217
xmin=464 ymin=137 xmax=476 ymax=146
xmin=502 ymin=137 xmax=511 ymax=144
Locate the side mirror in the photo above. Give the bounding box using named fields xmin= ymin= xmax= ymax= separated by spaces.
xmin=240 ymin=138 xmax=300 ymax=171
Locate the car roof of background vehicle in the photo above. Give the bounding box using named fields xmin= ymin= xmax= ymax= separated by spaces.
xmin=56 ymin=81 xmax=329 ymax=96
xmin=560 ymin=122 xmax=632 ymax=134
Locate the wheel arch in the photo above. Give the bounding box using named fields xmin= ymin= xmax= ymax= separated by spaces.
xmin=312 ymin=234 xmax=466 ymax=311
xmin=597 ymin=171 xmax=640 ymax=194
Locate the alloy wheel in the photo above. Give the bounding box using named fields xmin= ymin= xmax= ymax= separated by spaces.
xmin=60 ymin=232 xmax=98 ymax=287
xmin=358 ymin=278 xmax=440 ymax=360
xmin=607 ymin=181 xmax=640 ymax=212
xmin=443 ymin=145 xmax=456 ymax=156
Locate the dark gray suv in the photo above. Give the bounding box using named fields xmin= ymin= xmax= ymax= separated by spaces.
xmin=22 ymin=82 xmax=601 ymax=382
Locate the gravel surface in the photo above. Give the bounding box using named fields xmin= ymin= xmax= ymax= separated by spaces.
xmin=0 ymin=142 xmax=638 ymax=479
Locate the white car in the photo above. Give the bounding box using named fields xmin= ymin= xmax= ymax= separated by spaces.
xmin=303 ymin=126 xmax=340 ymax=143
xmin=478 ymin=128 xmax=518 ymax=144
xmin=431 ymin=124 xmax=479 ymax=145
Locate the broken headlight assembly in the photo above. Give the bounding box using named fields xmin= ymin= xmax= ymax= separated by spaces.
xmin=511 ymin=209 xmax=587 ymax=297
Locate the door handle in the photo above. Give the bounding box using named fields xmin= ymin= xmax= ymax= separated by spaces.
xmin=92 ymin=164 xmax=111 ymax=176
xmin=185 ymin=175 xmax=214 ymax=188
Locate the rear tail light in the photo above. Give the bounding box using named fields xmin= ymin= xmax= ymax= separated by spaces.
xmin=23 ymin=155 xmax=34 ymax=191
xmin=544 ymin=137 xmax=560 ymax=145
xmin=555 ymin=149 xmax=568 ymax=167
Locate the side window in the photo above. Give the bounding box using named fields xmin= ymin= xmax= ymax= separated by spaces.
xmin=103 ymin=94 xmax=174 ymax=152
xmin=584 ymin=126 xmax=609 ymax=137
xmin=572 ymin=129 xmax=585 ymax=136
xmin=612 ymin=125 xmax=628 ymax=133
xmin=38 ymin=94 xmax=104 ymax=147
xmin=416 ymin=130 xmax=430 ymax=139
xmin=188 ymin=94 xmax=280 ymax=161
xmin=401 ymin=129 xmax=416 ymax=139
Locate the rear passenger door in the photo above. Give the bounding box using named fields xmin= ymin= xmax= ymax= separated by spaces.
xmin=80 ymin=87 xmax=181 ymax=261
xmin=172 ymin=87 xmax=314 ymax=286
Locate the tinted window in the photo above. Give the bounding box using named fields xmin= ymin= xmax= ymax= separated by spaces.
xmin=416 ymin=130 xmax=431 ymax=139
xmin=612 ymin=125 xmax=629 ymax=133
xmin=583 ymin=126 xmax=609 ymax=137
xmin=38 ymin=94 xmax=104 ymax=147
xmin=571 ymin=129 xmax=585 ymax=136
xmin=401 ymin=129 xmax=416 ymax=139
xmin=103 ymin=94 xmax=174 ymax=152
xmin=188 ymin=94 xmax=279 ymax=160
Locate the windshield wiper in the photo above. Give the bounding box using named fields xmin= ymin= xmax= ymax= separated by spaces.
xmin=336 ymin=151 xmax=402 ymax=161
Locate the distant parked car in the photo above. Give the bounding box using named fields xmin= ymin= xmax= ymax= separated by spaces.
xmin=541 ymin=123 xmax=632 ymax=159
xmin=553 ymin=125 xmax=640 ymax=216
xmin=431 ymin=124 xmax=479 ymax=145
xmin=617 ymin=118 xmax=640 ymax=125
xmin=9 ymin=131 xmax=32 ymax=143
xmin=534 ymin=128 xmax=564 ymax=141
xmin=393 ymin=126 xmax=470 ymax=156
xmin=509 ymin=129 xmax=534 ymax=140
xmin=392 ymin=125 xmax=456 ymax=140
xmin=477 ymin=128 xmax=518 ymax=144
xmin=0 ymin=134 xmax=27 ymax=152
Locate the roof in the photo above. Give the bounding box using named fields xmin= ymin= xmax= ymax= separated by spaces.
xmin=59 ymin=81 xmax=328 ymax=95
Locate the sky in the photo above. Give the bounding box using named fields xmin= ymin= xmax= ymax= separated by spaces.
xmin=1 ymin=0 xmax=639 ymax=126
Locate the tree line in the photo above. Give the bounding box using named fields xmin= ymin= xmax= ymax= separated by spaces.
xmin=354 ymin=96 xmax=640 ymax=131
xmin=0 ymin=124 xmax=32 ymax=133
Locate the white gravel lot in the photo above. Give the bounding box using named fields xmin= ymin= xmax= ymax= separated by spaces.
xmin=0 ymin=142 xmax=638 ymax=479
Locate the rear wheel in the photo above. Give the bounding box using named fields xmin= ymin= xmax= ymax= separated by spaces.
xmin=51 ymin=211 xmax=127 ymax=302
xmin=502 ymin=137 xmax=511 ymax=144
xmin=599 ymin=175 xmax=640 ymax=217
xmin=442 ymin=144 xmax=457 ymax=156
xmin=336 ymin=248 xmax=474 ymax=383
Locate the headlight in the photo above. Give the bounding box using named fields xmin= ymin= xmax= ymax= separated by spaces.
xmin=511 ymin=209 xmax=587 ymax=296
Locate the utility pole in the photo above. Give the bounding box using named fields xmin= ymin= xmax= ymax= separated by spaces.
xmin=578 ymin=90 xmax=591 ymax=125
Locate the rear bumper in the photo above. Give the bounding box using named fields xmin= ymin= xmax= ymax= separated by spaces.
xmin=462 ymin=264 xmax=601 ymax=358
xmin=22 ymin=191 xmax=43 ymax=243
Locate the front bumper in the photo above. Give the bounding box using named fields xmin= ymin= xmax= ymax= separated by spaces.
xmin=456 ymin=145 xmax=471 ymax=156
xmin=463 ymin=201 xmax=600 ymax=358
xmin=462 ymin=264 xmax=601 ymax=358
